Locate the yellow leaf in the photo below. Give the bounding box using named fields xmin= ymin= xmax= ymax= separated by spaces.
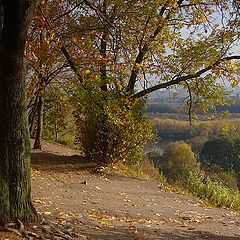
xmin=232 ymin=79 xmax=238 ymax=87
xmin=100 ymin=221 xmax=112 ymax=226
xmin=168 ymin=42 xmax=173 ymax=48
xmin=85 ymin=69 xmax=91 ymax=74
xmin=44 ymin=212 xmax=52 ymax=215
xmin=172 ymin=2 xmax=179 ymax=9
xmin=135 ymin=63 xmax=143 ymax=68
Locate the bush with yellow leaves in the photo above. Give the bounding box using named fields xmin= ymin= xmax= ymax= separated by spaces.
xmin=73 ymin=80 xmax=153 ymax=166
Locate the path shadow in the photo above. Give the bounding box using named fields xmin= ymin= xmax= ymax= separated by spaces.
xmin=78 ymin=225 xmax=240 ymax=240
xmin=31 ymin=151 xmax=96 ymax=173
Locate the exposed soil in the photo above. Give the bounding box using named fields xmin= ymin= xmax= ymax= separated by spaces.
xmin=0 ymin=141 xmax=240 ymax=240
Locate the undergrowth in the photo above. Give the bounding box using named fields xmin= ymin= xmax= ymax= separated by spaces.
xmin=187 ymin=172 xmax=240 ymax=211
xmin=99 ymin=157 xmax=167 ymax=183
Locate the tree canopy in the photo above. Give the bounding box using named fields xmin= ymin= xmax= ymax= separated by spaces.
xmin=25 ymin=0 xmax=240 ymax=163
xmin=29 ymin=0 xmax=239 ymax=112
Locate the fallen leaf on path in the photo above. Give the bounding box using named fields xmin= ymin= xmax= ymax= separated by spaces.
xmin=180 ymin=223 xmax=189 ymax=227
xmin=44 ymin=211 xmax=52 ymax=215
xmin=100 ymin=221 xmax=113 ymax=227
xmin=33 ymin=199 xmax=44 ymax=204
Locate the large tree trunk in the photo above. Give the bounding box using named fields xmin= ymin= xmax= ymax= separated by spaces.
xmin=0 ymin=1 xmax=38 ymax=224
xmin=33 ymin=97 xmax=44 ymax=150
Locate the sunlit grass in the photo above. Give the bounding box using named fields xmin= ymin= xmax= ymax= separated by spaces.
xmin=187 ymin=172 xmax=240 ymax=211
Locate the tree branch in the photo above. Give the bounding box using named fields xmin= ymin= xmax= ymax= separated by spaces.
xmin=38 ymin=5 xmax=84 ymax=83
xmin=83 ymin=0 xmax=115 ymax=28
xmin=53 ymin=2 xmax=83 ymax=22
xmin=126 ymin=0 xmax=185 ymax=93
xmin=132 ymin=55 xmax=240 ymax=98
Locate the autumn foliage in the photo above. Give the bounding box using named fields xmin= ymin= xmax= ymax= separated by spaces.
xmin=26 ymin=0 xmax=240 ymax=165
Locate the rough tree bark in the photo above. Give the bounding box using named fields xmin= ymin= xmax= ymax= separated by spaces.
xmin=0 ymin=1 xmax=39 ymax=224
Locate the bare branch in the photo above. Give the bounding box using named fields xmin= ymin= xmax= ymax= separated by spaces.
xmin=132 ymin=55 xmax=240 ymax=98
xmin=126 ymin=0 xmax=185 ymax=93
xmin=38 ymin=5 xmax=84 ymax=83
xmin=83 ymin=0 xmax=115 ymax=28
xmin=53 ymin=2 xmax=83 ymax=22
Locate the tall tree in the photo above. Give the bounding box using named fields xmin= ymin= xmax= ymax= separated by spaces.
xmin=0 ymin=1 xmax=39 ymax=223
xmin=26 ymin=1 xmax=75 ymax=149
xmin=32 ymin=1 xmax=240 ymax=165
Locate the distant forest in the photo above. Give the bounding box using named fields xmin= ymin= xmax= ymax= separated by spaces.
xmin=147 ymin=93 xmax=240 ymax=115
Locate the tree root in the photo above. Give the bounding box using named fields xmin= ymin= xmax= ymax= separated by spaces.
xmin=0 ymin=218 xmax=86 ymax=239
xmin=2 ymin=222 xmax=22 ymax=236
xmin=40 ymin=218 xmax=86 ymax=240
xmin=0 ymin=219 xmax=40 ymax=238
xmin=41 ymin=224 xmax=72 ymax=240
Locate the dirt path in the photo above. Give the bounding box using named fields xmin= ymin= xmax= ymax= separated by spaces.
xmin=2 ymin=141 xmax=239 ymax=240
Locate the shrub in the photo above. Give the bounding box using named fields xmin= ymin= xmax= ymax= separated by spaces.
xmin=187 ymin=172 xmax=240 ymax=210
xmin=208 ymin=165 xmax=239 ymax=190
xmin=200 ymin=136 xmax=240 ymax=179
xmin=73 ymin=82 xmax=153 ymax=166
xmin=162 ymin=142 xmax=199 ymax=184
xmin=141 ymin=155 xmax=167 ymax=183
xmin=188 ymin=136 xmax=208 ymax=155
xmin=200 ymin=136 xmax=236 ymax=171
xmin=216 ymin=171 xmax=239 ymax=190
xmin=147 ymin=151 xmax=165 ymax=168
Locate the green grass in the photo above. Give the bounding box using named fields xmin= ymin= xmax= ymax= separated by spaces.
xmin=53 ymin=134 xmax=76 ymax=149
xmin=97 ymin=158 xmax=167 ymax=184
xmin=187 ymin=172 xmax=240 ymax=211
